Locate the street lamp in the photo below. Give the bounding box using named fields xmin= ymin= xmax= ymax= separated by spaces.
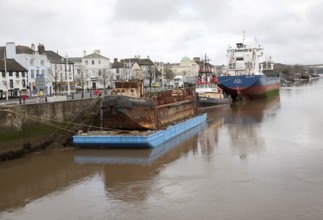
xmin=63 ymin=54 xmax=70 ymax=96
xmin=161 ymin=62 xmax=164 ymax=89
xmin=3 ymin=51 xmax=9 ymax=101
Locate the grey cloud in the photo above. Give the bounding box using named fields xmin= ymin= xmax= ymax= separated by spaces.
xmin=112 ymin=0 xmax=185 ymax=22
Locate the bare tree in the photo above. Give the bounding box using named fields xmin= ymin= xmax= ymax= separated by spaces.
xmin=102 ymin=68 xmax=113 ymax=94
xmin=48 ymin=63 xmax=60 ymax=95
xmin=164 ymin=67 xmax=175 ymax=84
xmin=146 ymin=65 xmax=155 ymax=89
xmin=74 ymin=65 xmax=89 ymax=98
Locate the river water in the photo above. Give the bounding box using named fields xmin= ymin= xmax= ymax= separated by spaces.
xmin=1 ymin=78 xmax=323 ymax=220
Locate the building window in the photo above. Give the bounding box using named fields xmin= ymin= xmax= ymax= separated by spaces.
xmin=116 ymin=68 xmax=119 ymax=73
xmin=92 ymin=60 xmax=95 ymax=65
xmin=41 ymin=60 xmax=45 ymax=66
xmin=31 ymin=70 xmax=35 ymax=79
xmin=9 ymin=79 xmax=13 ymax=88
xmin=22 ymin=72 xmax=25 ymax=77
xmin=22 ymin=79 xmax=26 ymax=87
xmin=2 ymin=72 xmax=5 ymax=77
xmin=9 ymin=72 xmax=13 ymax=77
xmin=41 ymin=70 xmax=45 ymax=75
xmin=98 ymin=70 xmax=102 ymax=76
xmin=16 ymin=72 xmax=19 ymax=78
xmin=85 ymin=60 xmax=88 ymax=65
xmin=98 ymin=60 xmax=101 ymax=64
xmin=30 ymin=59 xmax=35 ymax=66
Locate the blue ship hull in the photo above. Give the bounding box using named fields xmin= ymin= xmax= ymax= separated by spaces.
xmin=73 ymin=113 xmax=207 ymax=148
xmin=74 ymin=122 xmax=207 ymax=164
xmin=218 ymin=74 xmax=280 ymax=100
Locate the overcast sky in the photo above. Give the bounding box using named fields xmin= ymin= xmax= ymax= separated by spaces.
xmin=1 ymin=0 xmax=322 ymax=65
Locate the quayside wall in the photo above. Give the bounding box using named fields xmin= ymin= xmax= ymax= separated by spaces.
xmin=0 ymin=98 xmax=100 ymax=134
xmin=0 ymin=98 xmax=101 ymax=161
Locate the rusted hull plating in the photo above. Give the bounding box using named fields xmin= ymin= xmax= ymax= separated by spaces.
xmin=101 ymin=89 xmax=197 ymax=130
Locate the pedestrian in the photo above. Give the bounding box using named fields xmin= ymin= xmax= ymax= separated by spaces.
xmin=95 ymin=89 xmax=101 ymax=96
xmin=22 ymin=94 xmax=27 ymax=104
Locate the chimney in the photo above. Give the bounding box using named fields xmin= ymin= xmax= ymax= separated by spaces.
xmin=94 ymin=49 xmax=100 ymax=54
xmin=5 ymin=42 xmax=16 ymax=59
xmin=83 ymin=50 xmax=86 ymax=57
xmin=31 ymin=43 xmax=35 ymax=51
xmin=114 ymin=58 xmax=118 ymax=63
xmin=38 ymin=44 xmax=45 ymax=54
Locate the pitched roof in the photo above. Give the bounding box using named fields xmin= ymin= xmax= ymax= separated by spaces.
xmin=0 ymin=45 xmax=34 ymax=59
xmin=84 ymin=53 xmax=109 ymax=60
xmin=0 ymin=47 xmax=6 ymax=59
xmin=111 ymin=60 xmax=125 ymax=69
xmin=111 ymin=58 xmax=154 ymax=69
xmin=16 ymin=45 xmax=34 ymax=54
xmin=44 ymin=51 xmax=66 ymax=64
xmin=68 ymin=57 xmax=82 ymax=64
xmin=0 ymin=59 xmax=28 ymax=72
xmin=139 ymin=58 xmax=154 ymax=66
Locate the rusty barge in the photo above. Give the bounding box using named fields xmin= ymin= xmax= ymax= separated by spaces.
xmin=73 ymin=80 xmax=206 ymax=148
xmin=101 ymin=80 xmax=197 ymax=130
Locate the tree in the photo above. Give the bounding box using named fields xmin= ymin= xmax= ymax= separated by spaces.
xmin=146 ymin=65 xmax=155 ymax=89
xmin=49 ymin=63 xmax=61 ymax=95
xmin=164 ymin=67 xmax=175 ymax=84
xmin=74 ymin=65 xmax=90 ymax=98
xmin=101 ymin=68 xmax=113 ymax=94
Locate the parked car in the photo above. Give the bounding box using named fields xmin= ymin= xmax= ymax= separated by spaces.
xmin=151 ymin=83 xmax=160 ymax=87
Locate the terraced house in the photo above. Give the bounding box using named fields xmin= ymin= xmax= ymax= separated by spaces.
xmin=0 ymin=42 xmax=75 ymax=97
xmin=0 ymin=56 xmax=28 ymax=99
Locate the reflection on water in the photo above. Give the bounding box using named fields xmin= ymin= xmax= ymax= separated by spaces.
xmin=74 ymin=123 xmax=207 ymax=202
xmin=0 ymin=150 xmax=99 ymax=212
xmin=198 ymin=109 xmax=228 ymax=157
xmin=225 ymin=96 xmax=281 ymax=157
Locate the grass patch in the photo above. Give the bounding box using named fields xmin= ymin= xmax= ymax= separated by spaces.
xmin=0 ymin=124 xmax=59 ymax=142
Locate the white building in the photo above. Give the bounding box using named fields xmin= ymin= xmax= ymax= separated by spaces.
xmin=71 ymin=50 xmax=111 ymax=91
xmin=165 ymin=56 xmax=199 ymax=77
xmin=0 ymin=42 xmax=75 ymax=96
xmin=44 ymin=48 xmax=74 ymax=95
xmin=0 ymin=56 xmax=28 ymax=99
xmin=1 ymin=42 xmax=50 ymax=95
xmin=110 ymin=56 xmax=156 ymax=84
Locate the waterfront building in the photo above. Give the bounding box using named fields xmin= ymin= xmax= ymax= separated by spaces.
xmin=0 ymin=42 xmax=75 ymax=96
xmin=111 ymin=56 xmax=157 ymax=85
xmin=0 ymin=42 xmax=50 ymax=96
xmin=43 ymin=47 xmax=75 ymax=96
xmin=164 ymin=56 xmax=199 ymax=78
xmin=71 ymin=50 xmax=111 ymax=91
xmin=0 ymin=57 xmax=28 ymax=99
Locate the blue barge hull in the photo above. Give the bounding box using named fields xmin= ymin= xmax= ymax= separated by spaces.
xmin=73 ymin=113 xmax=207 ymax=148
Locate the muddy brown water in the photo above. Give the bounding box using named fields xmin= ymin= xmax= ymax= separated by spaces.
xmin=1 ymin=78 xmax=323 ymax=220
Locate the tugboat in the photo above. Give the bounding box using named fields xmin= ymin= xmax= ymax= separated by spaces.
xmin=196 ymin=55 xmax=232 ymax=112
xmin=218 ymin=34 xmax=280 ymax=101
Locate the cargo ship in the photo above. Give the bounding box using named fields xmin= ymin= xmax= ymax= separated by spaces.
xmin=218 ymin=41 xmax=280 ymax=101
xmin=196 ymin=55 xmax=232 ymax=111
xmin=100 ymin=80 xmax=197 ymax=130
